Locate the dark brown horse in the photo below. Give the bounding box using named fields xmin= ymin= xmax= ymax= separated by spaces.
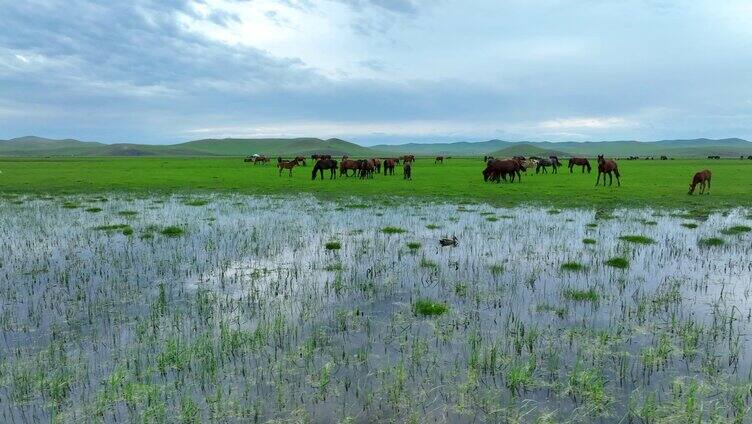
xmin=568 ymin=157 xmax=592 ymax=173
xmin=359 ymin=159 xmax=375 ymax=179
xmin=435 ymin=156 xmax=444 ymax=164
xmin=688 ymin=169 xmax=711 ymax=194
xmin=402 ymin=155 xmax=415 ymax=163
xmin=535 ymin=158 xmax=559 ymax=174
xmin=595 ymin=155 xmax=620 ymax=186
xmin=339 ymin=159 xmax=359 ymax=177
xmin=312 ymin=158 xmax=338 ymax=180
xmin=277 ymin=157 xmax=298 ymax=177
xmin=483 ymin=159 xmax=525 ymax=183
xmin=370 ymin=158 xmax=381 ymax=174
xmin=403 ymin=161 xmax=412 ymax=180
xmin=294 ymin=156 xmax=307 ymax=166
xmin=312 ymin=154 xmax=332 ymax=160
xmin=383 ymin=158 xmax=396 ymax=175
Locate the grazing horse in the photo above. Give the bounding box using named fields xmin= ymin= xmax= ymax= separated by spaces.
xmin=660 ymin=155 xmax=668 ymax=160
xmin=254 ymin=155 xmax=270 ymax=164
xmin=312 ymin=159 xmax=338 ymax=180
xmin=688 ymin=169 xmax=711 ymax=195
xmin=402 ymin=155 xmax=415 ymax=163
xmin=357 ymin=159 xmax=375 ymax=179
xmin=568 ymin=157 xmax=592 ymax=173
xmin=383 ymin=159 xmax=396 ymax=175
xmin=339 ymin=159 xmax=359 ymax=177
xmin=535 ymin=158 xmax=559 ymax=174
xmin=483 ymin=159 xmax=525 ymax=183
xmin=277 ymin=157 xmax=298 ymax=177
xmin=403 ymin=161 xmax=412 ymax=180
xmin=708 ymin=155 xmax=721 ymax=159
xmin=243 ymin=156 xmax=253 ymax=162
xmin=294 ymin=156 xmax=307 ymax=166
xmin=523 ymin=159 xmax=538 ymax=172
xmin=435 ymin=156 xmax=444 ymax=164
xmin=595 ymin=155 xmax=620 ymax=187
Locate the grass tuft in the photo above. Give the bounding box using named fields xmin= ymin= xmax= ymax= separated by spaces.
xmin=582 ymin=238 xmax=597 ymax=245
xmin=161 ymin=226 xmax=185 ymax=237
xmin=561 ymin=262 xmax=585 ymax=271
xmin=382 ymin=226 xmax=406 ymax=234
xmin=605 ymin=257 xmax=629 ymax=269
xmin=698 ymin=237 xmax=724 ymax=247
xmin=406 ymin=242 xmax=422 ymax=250
xmin=563 ymin=288 xmax=599 ymax=302
xmin=325 ymin=241 xmax=341 ymax=250
xmin=720 ymin=225 xmax=751 ymax=235
xmin=618 ymin=235 xmax=655 ymax=244
xmin=413 ymin=299 xmax=449 ymax=317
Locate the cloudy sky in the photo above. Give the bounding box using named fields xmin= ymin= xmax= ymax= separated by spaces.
xmin=2 ymin=0 xmax=752 ymax=145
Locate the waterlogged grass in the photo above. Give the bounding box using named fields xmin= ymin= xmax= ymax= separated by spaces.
xmin=583 ymin=238 xmax=597 ymax=245
xmin=618 ymin=235 xmax=656 ymax=244
xmin=413 ymin=299 xmax=449 ymax=317
xmin=160 ymin=226 xmax=185 ymax=237
xmin=605 ymin=257 xmax=630 ymax=269
xmin=85 ymin=207 xmax=102 ymax=213
xmin=325 ymin=241 xmax=341 ymax=250
xmin=1 ymin=196 xmax=752 ymax=422
xmin=563 ymin=288 xmax=599 ymax=302
xmin=561 ymin=261 xmax=585 ymax=271
xmin=381 ymin=226 xmax=406 ymax=234
xmin=681 ymin=222 xmax=699 ymax=229
xmin=698 ymin=237 xmax=725 ymax=247
xmin=720 ymin=225 xmax=751 ymax=235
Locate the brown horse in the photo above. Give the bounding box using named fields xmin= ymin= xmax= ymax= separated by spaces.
xmin=294 ymin=156 xmax=307 ymax=166
xmin=277 ymin=157 xmax=298 ymax=177
xmin=568 ymin=157 xmax=592 ymax=173
xmin=370 ymin=158 xmax=381 ymax=174
xmin=435 ymin=156 xmax=444 ymax=164
xmin=402 ymin=155 xmax=415 ymax=163
xmin=253 ymin=155 xmax=269 ymax=165
xmin=339 ymin=159 xmax=359 ymax=177
xmin=403 ymin=161 xmax=412 ymax=180
xmin=595 ymin=155 xmax=620 ymax=186
xmin=312 ymin=158 xmax=338 ymax=180
xmin=483 ymin=159 xmax=525 ymax=183
xmin=383 ymin=158 xmax=396 ymax=175
xmin=359 ymin=159 xmax=375 ymax=179
xmin=688 ymin=169 xmax=711 ymax=194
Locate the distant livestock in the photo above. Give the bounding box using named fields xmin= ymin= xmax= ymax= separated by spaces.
xmin=568 ymin=157 xmax=592 ymax=173
xmin=403 ymin=161 xmax=412 ymax=180
xmin=311 ymin=158 xmax=338 ymax=180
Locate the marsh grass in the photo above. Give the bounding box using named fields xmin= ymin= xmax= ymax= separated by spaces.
xmin=618 ymin=235 xmax=655 ymax=244
xmin=605 ymin=257 xmax=629 ymax=269
xmin=406 ymin=242 xmax=421 ymax=250
xmin=561 ymin=262 xmax=585 ymax=271
xmin=563 ymin=288 xmax=599 ymax=302
xmin=184 ymin=199 xmax=209 ymax=206
xmin=118 ymin=210 xmax=139 ymax=217
xmin=85 ymin=207 xmax=102 ymax=213
xmin=325 ymin=241 xmax=341 ymax=250
xmin=160 ymin=226 xmax=185 ymax=237
xmin=681 ymin=223 xmax=698 ymax=229
xmin=382 ymin=226 xmax=406 ymax=234
xmin=698 ymin=237 xmax=725 ymax=247
xmin=489 ymin=264 xmax=505 ymax=275
xmin=720 ymin=225 xmax=751 ymax=235
xmin=413 ymin=299 xmax=448 ymax=317
xmin=583 ymin=238 xmax=597 ymax=245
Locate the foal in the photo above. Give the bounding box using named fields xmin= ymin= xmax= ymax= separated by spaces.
xmin=277 ymin=157 xmax=298 ymax=177
xmin=688 ymin=170 xmax=711 ymax=194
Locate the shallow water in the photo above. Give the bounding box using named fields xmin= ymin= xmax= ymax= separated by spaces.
xmin=1 ymin=194 xmax=751 ymax=422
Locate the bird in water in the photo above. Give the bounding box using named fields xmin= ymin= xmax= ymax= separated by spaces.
xmin=439 ymin=235 xmax=458 ymax=247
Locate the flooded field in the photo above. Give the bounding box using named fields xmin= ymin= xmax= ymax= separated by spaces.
xmin=1 ymin=194 xmax=752 ymax=422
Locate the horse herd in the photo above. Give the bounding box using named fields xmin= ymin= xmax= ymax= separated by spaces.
xmin=244 ymin=153 xmax=714 ymax=195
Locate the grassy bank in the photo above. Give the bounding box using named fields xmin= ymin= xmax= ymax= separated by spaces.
xmin=0 ymin=156 xmax=749 ymax=209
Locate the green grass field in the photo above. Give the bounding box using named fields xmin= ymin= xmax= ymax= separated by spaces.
xmin=0 ymin=157 xmax=749 ymax=209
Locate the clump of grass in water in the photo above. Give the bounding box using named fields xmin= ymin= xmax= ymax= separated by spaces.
xmin=454 ymin=283 xmax=468 ymax=297
xmin=489 ymin=264 xmax=504 ymax=275
xmin=586 ymin=223 xmax=598 ymax=228
xmin=118 ymin=210 xmax=138 ymax=217
xmin=425 ymin=224 xmax=441 ymax=230
xmin=720 ymin=225 xmax=751 ymax=235
xmin=486 ymin=216 xmax=498 ymax=222
xmin=681 ymin=223 xmax=698 ymax=229
xmin=563 ymin=288 xmax=599 ymax=302
xmin=413 ymin=299 xmax=448 ymax=317
xmin=161 ymin=226 xmax=185 ymax=237
xmin=595 ymin=210 xmax=614 ymax=220
xmin=605 ymin=257 xmax=629 ymax=269
xmin=62 ymin=201 xmax=79 ymax=209
xmin=583 ymin=238 xmax=597 ymax=245
xmin=184 ymin=199 xmax=209 ymax=206
xmin=85 ymin=207 xmax=102 ymax=213
xmin=324 ymin=263 xmax=343 ymax=271
xmin=382 ymin=226 xmax=406 ymax=234
xmin=406 ymin=242 xmax=421 ymax=250
xmin=561 ymin=262 xmax=585 ymax=271
xmin=698 ymin=237 xmax=724 ymax=247
xmin=419 ymin=258 xmax=438 ymax=268
xmin=93 ymin=224 xmax=130 ymax=231
xmin=618 ymin=235 xmax=655 ymax=244
xmin=548 ymin=209 xmax=561 ymax=215
xmin=325 ymin=241 xmax=341 ymax=250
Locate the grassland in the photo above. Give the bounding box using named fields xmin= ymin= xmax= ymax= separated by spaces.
xmin=1 ymin=157 xmax=750 ymax=209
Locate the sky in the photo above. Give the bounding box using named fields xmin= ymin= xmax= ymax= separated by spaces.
xmin=1 ymin=0 xmax=752 ymax=145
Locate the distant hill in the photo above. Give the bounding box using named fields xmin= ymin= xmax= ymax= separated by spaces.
xmin=0 ymin=136 xmax=381 ymax=157
xmin=1 ymin=136 xmax=751 ymax=157
xmin=489 ymin=143 xmax=568 ymax=158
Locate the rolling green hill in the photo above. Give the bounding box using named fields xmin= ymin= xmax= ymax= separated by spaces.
xmin=2 ymin=136 xmax=752 ymax=158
